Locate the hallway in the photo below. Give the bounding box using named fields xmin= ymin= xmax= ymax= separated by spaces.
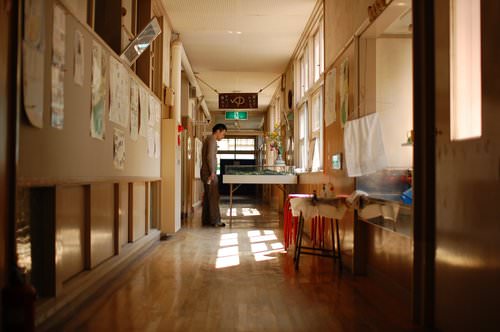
xmin=55 ymin=201 xmax=414 ymax=332
xmin=1 ymin=0 xmax=499 ymax=330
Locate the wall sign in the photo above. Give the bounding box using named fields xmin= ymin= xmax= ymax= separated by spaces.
xmin=332 ymin=153 xmax=342 ymax=170
xmin=225 ymin=111 xmax=248 ymax=120
xmin=219 ymin=93 xmax=258 ymax=109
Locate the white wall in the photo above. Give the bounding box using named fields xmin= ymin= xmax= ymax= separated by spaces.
xmin=376 ymin=38 xmax=413 ymax=168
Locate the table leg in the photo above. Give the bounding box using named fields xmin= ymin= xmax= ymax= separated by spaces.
xmin=229 ymin=183 xmax=233 ymax=227
xmin=335 ymin=219 xmax=342 ymax=271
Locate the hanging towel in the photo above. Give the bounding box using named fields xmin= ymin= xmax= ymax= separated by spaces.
xmin=344 ymin=113 xmax=388 ymax=177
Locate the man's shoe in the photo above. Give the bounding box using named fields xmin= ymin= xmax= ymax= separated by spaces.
xmin=214 ymin=222 xmax=226 ymax=227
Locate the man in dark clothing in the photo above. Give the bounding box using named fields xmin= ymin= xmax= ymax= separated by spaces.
xmin=201 ymin=123 xmax=227 ymax=227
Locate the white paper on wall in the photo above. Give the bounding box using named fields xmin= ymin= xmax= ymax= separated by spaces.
xmin=24 ymin=0 xmax=45 ymax=50
xmin=23 ymin=43 xmax=45 ymax=128
xmin=325 ymin=68 xmax=337 ymax=127
xmin=130 ymin=79 xmax=139 ymax=141
xmin=147 ymin=127 xmax=155 ymax=158
xmin=51 ymin=4 xmax=66 ymax=129
xmin=73 ymin=30 xmax=84 ymax=86
xmin=90 ymin=41 xmax=107 ymax=140
xmin=51 ymin=65 xmax=64 ymax=129
xmin=149 ymin=94 xmax=157 ymax=125
xmin=139 ymin=87 xmax=149 ymax=137
xmin=109 ymin=56 xmax=130 ymax=128
xmin=52 ymin=5 xmax=65 ymax=67
xmin=113 ymin=128 xmax=125 ymax=170
xmin=154 ymin=131 xmax=160 ymax=159
xmin=340 ymin=58 xmax=349 ymax=128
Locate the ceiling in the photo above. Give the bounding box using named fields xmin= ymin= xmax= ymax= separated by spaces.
xmin=162 ymin=0 xmax=317 ymax=133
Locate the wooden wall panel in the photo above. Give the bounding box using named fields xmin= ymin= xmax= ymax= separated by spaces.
xmin=118 ymin=183 xmax=129 ymax=247
xmin=131 ymin=182 xmax=146 ymax=241
xmin=90 ymin=183 xmax=115 ymax=268
xmin=56 ymin=186 xmax=86 ymax=284
xmin=365 ymin=223 xmax=412 ymax=291
xmin=325 ymin=0 xmax=372 ymax=68
xmin=0 ymin=2 xmax=12 ymax=295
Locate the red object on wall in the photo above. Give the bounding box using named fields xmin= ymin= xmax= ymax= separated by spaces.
xmin=177 ymin=124 xmax=183 ymax=146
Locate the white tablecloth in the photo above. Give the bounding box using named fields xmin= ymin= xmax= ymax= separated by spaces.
xmin=289 ymin=197 xmax=347 ymax=221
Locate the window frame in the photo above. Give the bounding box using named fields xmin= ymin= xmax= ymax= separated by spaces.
xmin=298 ymin=103 xmax=309 ymax=170
xmin=294 ymin=18 xmax=324 ymax=173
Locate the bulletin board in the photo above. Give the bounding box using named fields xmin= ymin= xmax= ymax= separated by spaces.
xmin=18 ymin=1 xmax=161 ymax=185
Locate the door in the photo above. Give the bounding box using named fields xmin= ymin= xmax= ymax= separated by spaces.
xmin=433 ymin=1 xmax=500 ymax=330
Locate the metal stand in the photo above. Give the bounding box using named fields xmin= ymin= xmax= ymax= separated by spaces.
xmin=293 ymin=212 xmax=343 ymax=271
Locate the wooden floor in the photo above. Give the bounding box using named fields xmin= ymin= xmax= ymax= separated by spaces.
xmin=55 ymin=197 xmax=417 ymax=332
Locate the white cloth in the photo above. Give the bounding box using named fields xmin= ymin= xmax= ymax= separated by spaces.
xmin=344 ymin=113 xmax=388 ymax=177
xmin=289 ymin=197 xmax=348 ymax=221
xmin=359 ymin=202 xmax=400 ymax=221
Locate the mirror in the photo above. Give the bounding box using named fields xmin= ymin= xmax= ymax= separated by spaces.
xmin=357 ymin=0 xmax=413 ymax=237
xmin=120 ymin=17 xmax=162 ymax=66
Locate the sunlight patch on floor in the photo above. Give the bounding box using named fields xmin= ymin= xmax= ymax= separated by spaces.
xmin=215 ymin=255 xmax=240 ymax=268
xmin=215 ymin=230 xmax=285 ymax=268
xmin=225 ymin=208 xmax=262 ymax=217
xmin=248 ymin=230 xmax=286 ymax=262
xmin=251 ymin=242 xmax=268 ymax=253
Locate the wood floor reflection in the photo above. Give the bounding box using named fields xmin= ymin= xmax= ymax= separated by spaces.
xmin=56 ymin=197 xmax=416 ymax=332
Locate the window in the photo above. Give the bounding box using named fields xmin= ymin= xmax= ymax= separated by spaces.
xmin=313 ymin=23 xmax=324 ymax=83
xmin=217 ymin=138 xmax=256 ymax=174
xmin=298 ymin=104 xmax=308 ymax=170
xmin=310 ymin=89 xmax=323 ymax=171
xmin=295 ymin=20 xmax=324 ymax=172
xmin=450 ymin=0 xmax=481 ymax=140
xmin=300 ymin=49 xmax=309 ymax=99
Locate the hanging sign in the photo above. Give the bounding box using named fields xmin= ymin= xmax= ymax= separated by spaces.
xmin=225 ymin=111 xmax=248 ymax=120
xmin=219 ymin=93 xmax=258 ymax=109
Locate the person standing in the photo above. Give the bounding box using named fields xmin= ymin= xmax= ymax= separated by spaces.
xmin=201 ymin=123 xmax=227 ymax=227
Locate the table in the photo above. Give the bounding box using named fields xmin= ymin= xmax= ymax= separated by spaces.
xmin=288 ymin=196 xmax=348 ymax=270
xmin=222 ymin=174 xmax=297 ymax=227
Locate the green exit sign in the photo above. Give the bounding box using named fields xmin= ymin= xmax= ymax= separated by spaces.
xmin=225 ymin=111 xmax=248 ymax=120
